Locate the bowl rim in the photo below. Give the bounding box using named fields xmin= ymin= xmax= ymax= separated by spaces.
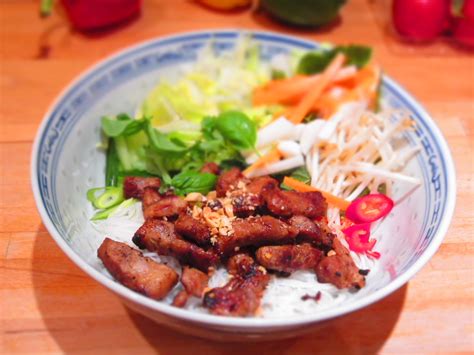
xmin=31 ymin=29 xmax=456 ymax=329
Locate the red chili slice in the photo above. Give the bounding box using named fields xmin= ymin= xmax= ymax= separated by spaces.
xmin=366 ymin=250 xmax=381 ymax=259
xmin=346 ymin=194 xmax=394 ymax=224
xmin=343 ymin=223 xmax=376 ymax=253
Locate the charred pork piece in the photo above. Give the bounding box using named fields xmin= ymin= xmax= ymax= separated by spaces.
xmin=175 ymin=214 xmax=211 ymax=247
xmin=216 ymin=216 xmax=298 ymax=256
xmin=216 ymin=167 xmax=248 ymax=197
xmin=123 ymin=176 xmax=161 ymax=199
xmin=142 ymin=189 xmax=187 ymax=220
xmin=263 ymin=188 xmax=327 ymax=219
xmin=172 ymin=290 xmax=189 ymax=308
xmin=142 ymin=187 xmax=161 ymax=208
xmin=172 ymin=266 xmax=210 ymax=308
xmin=289 ymin=215 xmax=334 ymax=252
xmin=256 ymin=244 xmax=323 ymax=273
xmin=246 ymin=176 xmax=279 ymax=195
xmin=98 ymin=238 xmax=178 ymax=300
xmin=231 ymin=193 xmax=262 ymax=218
xmin=227 ymin=253 xmax=256 ymax=276
xmin=181 ymin=266 xmax=209 ymax=297
xmin=203 ymin=254 xmax=269 ymax=316
xmin=231 ymin=176 xmax=280 ymax=217
xmin=200 ymin=162 xmax=221 ymax=175
xmin=133 ymin=220 xmax=218 ymax=272
xmin=315 ymin=238 xmax=366 ymax=290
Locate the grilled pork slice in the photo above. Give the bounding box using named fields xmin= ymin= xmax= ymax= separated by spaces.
xmin=203 ymin=254 xmax=269 ymax=316
xmin=172 ymin=290 xmax=189 ymax=308
xmin=142 ymin=188 xmax=187 ymax=220
xmin=227 ymin=253 xmax=256 ymax=276
xmin=231 ymin=193 xmax=262 ymax=218
xmin=215 ymin=216 xmax=298 ymax=256
xmin=263 ymin=188 xmax=327 ymax=219
xmin=123 ymin=177 xmax=161 ymax=199
xmin=216 ymin=167 xmax=248 ymax=197
xmin=256 ymin=244 xmax=323 ymax=273
xmin=181 ymin=266 xmax=209 ymax=297
xmin=98 ymin=238 xmax=178 ymax=300
xmin=289 ymin=215 xmax=335 ymax=252
xmin=172 ymin=266 xmax=210 ymax=308
xmin=231 ymin=176 xmax=280 ymax=217
xmin=175 ymin=214 xmax=211 ymax=247
xmin=315 ymin=238 xmax=366 ymax=290
xmin=133 ymin=220 xmax=218 ymax=272
xmin=245 ymin=176 xmax=279 ymax=195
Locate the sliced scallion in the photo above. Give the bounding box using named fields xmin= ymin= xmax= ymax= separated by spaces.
xmin=87 ymin=186 xmax=124 ymax=209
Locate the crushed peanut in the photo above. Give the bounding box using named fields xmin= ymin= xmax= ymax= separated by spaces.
xmin=327 ymin=250 xmax=337 ymax=257
xmin=237 ymin=180 xmax=247 ymax=191
xmin=192 ymin=205 xmax=203 ymax=219
xmin=206 ymin=190 xmax=217 ymax=200
xmin=185 ymin=192 xmax=204 ymax=202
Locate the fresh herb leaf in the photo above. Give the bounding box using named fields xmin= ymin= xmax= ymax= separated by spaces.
xmin=340 ymin=45 xmax=372 ymax=68
xmin=297 ymin=51 xmax=334 ymax=75
xmin=170 ymin=171 xmax=217 ymax=196
xmin=113 ymin=131 xmax=149 ymax=172
xmin=290 ymin=166 xmax=311 ymax=184
xmin=102 ymin=114 xmax=146 ymax=137
xmin=146 ymin=122 xmax=189 ymax=153
xmin=213 ymin=111 xmax=257 ymax=150
xmin=280 ymin=166 xmax=311 ymax=190
xmin=297 ymin=45 xmax=372 ymax=75
xmin=201 ymin=116 xmax=218 ymax=139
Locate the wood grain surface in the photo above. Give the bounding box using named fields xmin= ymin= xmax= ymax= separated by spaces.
xmin=1 ymin=0 xmax=473 ymax=353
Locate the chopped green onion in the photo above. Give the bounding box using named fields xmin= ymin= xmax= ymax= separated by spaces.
xmin=106 ymin=139 xmax=120 ymax=187
xmin=87 ymin=187 xmax=124 ymax=209
xmin=91 ymin=198 xmax=136 ymax=221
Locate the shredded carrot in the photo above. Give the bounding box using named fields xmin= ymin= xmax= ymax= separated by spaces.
xmin=311 ymin=65 xmax=381 ymax=117
xmin=283 ymin=176 xmax=351 ymax=211
xmin=312 ymin=89 xmax=348 ymax=119
xmin=286 ymin=53 xmax=346 ymax=124
xmin=243 ymin=148 xmax=281 ymax=177
xmin=253 ymin=65 xmax=358 ymax=107
xmin=253 ymin=75 xmax=321 ymax=106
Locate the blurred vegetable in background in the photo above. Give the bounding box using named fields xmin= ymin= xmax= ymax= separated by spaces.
xmin=392 ymin=0 xmax=474 ymax=48
xmin=259 ymin=0 xmax=346 ymax=27
xmin=392 ymin=0 xmax=450 ymax=41
xmin=40 ymin=0 xmax=141 ymax=31
xmin=452 ymin=0 xmax=474 ymax=47
xmin=197 ymin=0 xmax=251 ymax=10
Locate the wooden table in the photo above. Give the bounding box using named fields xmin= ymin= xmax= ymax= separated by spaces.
xmin=1 ymin=0 xmax=473 ymax=353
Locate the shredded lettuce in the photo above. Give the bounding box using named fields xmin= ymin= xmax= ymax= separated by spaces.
xmin=138 ymin=35 xmax=271 ymax=137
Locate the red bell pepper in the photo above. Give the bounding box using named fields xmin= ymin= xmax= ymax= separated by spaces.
xmin=41 ymin=0 xmax=141 ymax=31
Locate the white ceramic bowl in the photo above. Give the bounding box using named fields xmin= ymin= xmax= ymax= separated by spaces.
xmin=31 ymin=30 xmax=456 ymax=340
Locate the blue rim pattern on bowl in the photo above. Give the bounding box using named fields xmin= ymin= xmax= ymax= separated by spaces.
xmin=31 ymin=30 xmax=456 ymax=328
